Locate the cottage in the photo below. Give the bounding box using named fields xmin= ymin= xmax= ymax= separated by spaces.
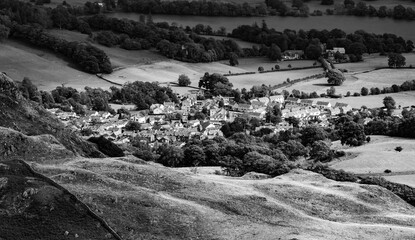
xmin=316 ymin=101 xmax=331 ymax=109
xmin=251 ymin=100 xmax=266 ymax=109
xmin=236 ymin=103 xmax=253 ymax=112
xmin=285 ymin=97 xmax=300 ymax=106
xmin=269 ymin=95 xmax=285 ymax=104
xmin=283 ymin=50 xmax=304 ymax=60
xmin=299 ymin=99 xmax=315 ymax=107
xmin=209 ymin=108 xmax=227 ymax=121
xmin=334 ymin=102 xmax=352 ymax=113
xmin=257 ymin=97 xmax=270 ymax=105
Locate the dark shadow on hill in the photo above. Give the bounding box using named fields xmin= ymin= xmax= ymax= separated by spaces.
xmin=313 ymin=83 xmax=332 ymax=87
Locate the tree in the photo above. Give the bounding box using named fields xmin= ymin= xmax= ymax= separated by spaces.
xmin=178 ymin=74 xmax=191 ymax=86
xmin=277 ymin=140 xmax=308 ymax=161
xmin=383 ymin=96 xmax=396 ymax=110
xmin=310 ymin=140 xmax=333 ymax=162
xmin=305 ymin=44 xmax=322 ymax=60
xmin=388 ymin=53 xmax=406 ymax=68
xmin=125 ymin=121 xmax=141 ymax=131
xmin=267 ymin=44 xmax=282 ymax=61
xmin=183 ymin=145 xmax=206 ymax=166
xmin=266 ymin=105 xmax=282 ymax=124
xmin=321 ymin=0 xmax=334 ymax=5
xmin=229 ymin=52 xmax=239 ymax=66
xmin=326 ymin=69 xmax=346 ymax=86
xmin=0 ymin=24 xmax=10 ymax=42
xmin=327 ymin=86 xmax=336 ymax=96
xmin=157 ymin=144 xmax=184 ymax=167
xmin=300 ymin=125 xmax=328 ymax=146
xmin=347 ymin=42 xmax=367 ymax=58
xmin=258 ymin=66 xmax=264 ymax=72
xmin=339 ymin=121 xmax=366 ymax=146
xmin=361 ymin=87 xmax=369 ymax=96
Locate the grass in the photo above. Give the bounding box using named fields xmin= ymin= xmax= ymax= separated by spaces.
xmin=330 ymin=135 xmax=415 ymax=174
xmin=384 ymin=175 xmax=415 ymax=188
xmin=0 ymin=39 xmax=115 ymax=91
xmin=29 ymin=156 xmax=415 ymax=240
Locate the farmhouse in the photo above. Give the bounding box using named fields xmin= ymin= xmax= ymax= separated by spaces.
xmin=283 ymin=50 xmax=304 ymax=60
xmin=316 ymin=101 xmax=331 ymax=109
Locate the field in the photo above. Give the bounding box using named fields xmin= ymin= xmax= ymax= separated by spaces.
xmin=384 ymin=175 xmax=415 ymax=188
xmin=330 ymin=135 xmax=415 ymax=175
xmin=0 ymin=40 xmax=115 ymax=91
xmin=330 ymin=135 xmax=415 ymax=189
xmin=48 ymin=29 xmax=167 ymax=68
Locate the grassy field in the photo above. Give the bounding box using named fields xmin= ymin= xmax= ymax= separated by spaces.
xmin=330 ymin=135 xmax=415 ymax=174
xmin=384 ymin=174 xmax=415 ymax=188
xmin=203 ymin=35 xmax=261 ymax=48
xmin=48 ymin=29 xmax=167 ymax=68
xmin=310 ymin=91 xmax=415 ymax=109
xmin=0 ymin=40 xmax=115 ymax=91
xmin=228 ymin=68 xmax=324 ymax=89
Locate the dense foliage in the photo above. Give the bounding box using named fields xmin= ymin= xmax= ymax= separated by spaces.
xmin=118 ymin=0 xmax=268 ymax=17
xmin=231 ymin=24 xmax=414 ymax=58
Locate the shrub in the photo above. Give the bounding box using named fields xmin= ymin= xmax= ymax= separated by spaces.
xmin=353 ymin=92 xmax=361 ymax=97
xmin=395 ymin=146 xmax=403 ymax=152
xmin=384 ymin=169 xmax=392 ymax=173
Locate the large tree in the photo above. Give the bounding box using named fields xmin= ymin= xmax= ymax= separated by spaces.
xmin=383 ymin=96 xmax=396 ymax=110
xmin=267 ymin=44 xmax=282 ymax=61
xmin=178 ymin=74 xmax=191 ymax=86
xmin=388 ymin=53 xmax=406 ymax=68
xmin=339 ymin=121 xmax=366 ymax=146
xmin=326 ymin=69 xmax=346 ymax=86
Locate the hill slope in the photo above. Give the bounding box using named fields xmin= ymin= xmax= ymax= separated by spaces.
xmin=0 ymin=160 xmax=121 ymax=240
xmin=0 ymin=72 xmax=104 ymax=158
xmin=32 ymin=156 xmax=415 ymax=240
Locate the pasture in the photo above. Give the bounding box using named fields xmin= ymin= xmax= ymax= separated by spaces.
xmin=0 ymin=40 xmax=115 ymax=91
xmin=330 ymin=136 xmax=415 ymax=175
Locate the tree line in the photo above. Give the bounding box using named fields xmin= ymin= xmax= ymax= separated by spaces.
xmin=117 ymin=0 xmax=268 ymax=17
xmin=328 ymin=0 xmax=415 ymax=21
xmin=230 ymin=23 xmax=414 ymax=61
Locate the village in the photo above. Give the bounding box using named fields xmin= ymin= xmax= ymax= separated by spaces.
xmin=46 ymin=87 xmax=364 ymax=148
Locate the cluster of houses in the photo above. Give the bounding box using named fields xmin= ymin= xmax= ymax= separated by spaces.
xmin=48 ymin=92 xmax=356 ymax=148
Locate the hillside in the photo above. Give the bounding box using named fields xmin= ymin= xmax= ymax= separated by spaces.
xmin=0 ymin=160 xmax=121 ymax=240
xmin=0 ymin=72 xmax=104 ymax=158
xmin=30 ymin=156 xmax=415 ymax=240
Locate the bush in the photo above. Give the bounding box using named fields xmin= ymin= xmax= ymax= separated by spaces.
xmin=353 ymin=92 xmax=361 ymax=97
xmin=395 ymin=146 xmax=403 ymax=152
xmin=384 ymin=169 xmax=392 ymax=173
xmin=178 ymin=74 xmax=191 ymax=86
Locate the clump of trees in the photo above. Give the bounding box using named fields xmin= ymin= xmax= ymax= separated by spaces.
xmin=178 ymin=74 xmax=191 ymax=86
xmin=388 ymin=53 xmax=406 ymax=68
xmin=11 ymin=25 xmax=112 ymax=74
xmin=326 ymin=69 xmax=346 ymax=86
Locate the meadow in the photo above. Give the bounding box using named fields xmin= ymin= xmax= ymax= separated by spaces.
xmin=330 ymin=135 xmax=415 ymax=175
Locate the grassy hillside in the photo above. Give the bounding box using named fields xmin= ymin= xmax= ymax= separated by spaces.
xmin=0 ymin=160 xmax=121 ymax=240
xmin=30 ymin=156 xmax=415 ymax=240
